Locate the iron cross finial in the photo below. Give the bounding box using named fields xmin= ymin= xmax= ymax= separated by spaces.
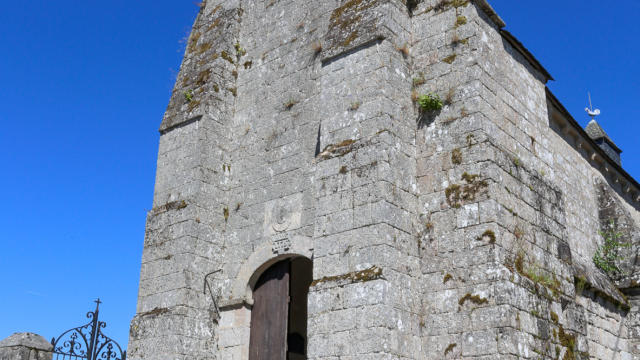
xmin=94 ymin=298 xmax=102 ymax=309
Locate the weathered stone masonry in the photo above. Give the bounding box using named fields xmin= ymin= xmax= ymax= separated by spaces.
xmin=128 ymin=0 xmax=640 ymax=359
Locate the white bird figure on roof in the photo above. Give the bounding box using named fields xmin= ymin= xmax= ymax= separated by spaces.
xmin=585 ymin=108 xmax=600 ymax=118
xmin=585 ymin=92 xmax=601 ymax=120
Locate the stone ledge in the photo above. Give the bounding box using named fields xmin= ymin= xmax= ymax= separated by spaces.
xmin=573 ymin=261 xmax=629 ymax=310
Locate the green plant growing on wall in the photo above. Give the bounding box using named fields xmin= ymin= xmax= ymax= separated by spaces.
xmin=455 ymin=15 xmax=467 ymax=27
xmin=234 ymin=42 xmax=246 ymax=57
xmin=593 ymin=221 xmax=629 ymax=275
xmin=417 ymin=93 xmax=443 ymax=112
xmin=184 ymin=90 xmax=194 ymax=102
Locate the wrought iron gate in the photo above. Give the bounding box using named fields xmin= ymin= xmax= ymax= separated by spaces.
xmin=50 ymin=299 xmax=126 ymax=360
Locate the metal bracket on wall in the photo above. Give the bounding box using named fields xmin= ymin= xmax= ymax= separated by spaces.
xmin=204 ymin=270 xmax=222 ymax=320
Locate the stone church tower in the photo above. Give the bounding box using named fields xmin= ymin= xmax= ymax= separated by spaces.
xmin=128 ymin=0 xmax=640 ymax=358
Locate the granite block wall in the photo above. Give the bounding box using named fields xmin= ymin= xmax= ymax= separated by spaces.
xmin=128 ymin=0 xmax=640 ymax=359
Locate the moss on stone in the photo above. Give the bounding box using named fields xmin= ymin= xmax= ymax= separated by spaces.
xmin=558 ymin=325 xmax=576 ymax=359
xmin=458 ymin=293 xmax=488 ymax=307
xmin=442 ymin=54 xmax=457 ymax=64
xmin=513 ymin=253 xmax=562 ymax=298
xmin=187 ymin=99 xmax=201 ymax=111
xmin=466 ymin=133 xmax=475 ymax=146
xmin=445 ymin=173 xmax=489 ymax=208
xmin=311 ymin=266 xmax=383 ymax=286
xmin=445 ymin=184 xmax=462 ymax=208
xmin=318 ymin=139 xmax=357 ymax=160
xmin=452 ymin=34 xmax=469 ymax=46
xmin=452 ymin=0 xmax=469 ymax=7
xmin=480 ymin=229 xmax=496 ymax=243
xmin=342 ymin=31 xmax=359 ymax=47
xmin=461 ymin=172 xmax=478 ymax=183
xmin=195 ymin=69 xmax=211 ymax=86
xmin=444 ymin=343 xmax=456 ymax=356
xmin=141 ymin=307 xmax=169 ymax=317
xmin=512 ymin=156 xmax=521 ymax=167
xmin=198 ymin=52 xmax=219 ymax=66
xmin=153 ymin=200 xmax=188 ymax=214
xmin=575 ymin=276 xmax=587 ymax=293
xmin=207 ymin=17 xmax=222 ymax=32
xmin=451 ymin=148 xmax=462 ymax=164
xmin=210 ymin=4 xmax=222 ymax=15
xmin=330 ymin=0 xmax=378 ymax=28
xmin=188 ymin=31 xmax=202 ymax=53
xmin=328 ymin=0 xmax=379 ymax=49
xmin=433 ymin=0 xmax=469 ymax=13
xmin=196 ymin=42 xmax=212 ymax=55
xmin=234 ymin=42 xmax=246 ymax=57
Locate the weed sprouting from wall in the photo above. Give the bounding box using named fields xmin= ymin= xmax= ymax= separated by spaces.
xmin=444 ymin=88 xmax=455 ymax=105
xmin=412 ymin=75 xmax=426 ymax=88
xmin=184 ymin=90 xmax=194 ymax=102
xmin=417 ymin=93 xmax=443 ymax=112
xmin=593 ymin=220 xmax=630 ymax=276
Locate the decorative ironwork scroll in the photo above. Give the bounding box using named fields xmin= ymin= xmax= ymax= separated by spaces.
xmin=51 ymin=299 xmax=126 ymax=360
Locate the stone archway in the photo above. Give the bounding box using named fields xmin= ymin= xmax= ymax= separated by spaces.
xmin=227 ymin=235 xmax=313 ymax=306
xmin=215 ymin=237 xmax=313 ymax=359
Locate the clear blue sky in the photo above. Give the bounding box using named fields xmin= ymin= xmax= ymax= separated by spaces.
xmin=0 ymin=0 xmax=638 ymax=349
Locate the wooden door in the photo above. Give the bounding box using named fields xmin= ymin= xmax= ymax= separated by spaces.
xmin=248 ymin=260 xmax=290 ymax=360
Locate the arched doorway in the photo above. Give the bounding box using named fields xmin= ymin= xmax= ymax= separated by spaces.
xmin=248 ymin=257 xmax=312 ymax=360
